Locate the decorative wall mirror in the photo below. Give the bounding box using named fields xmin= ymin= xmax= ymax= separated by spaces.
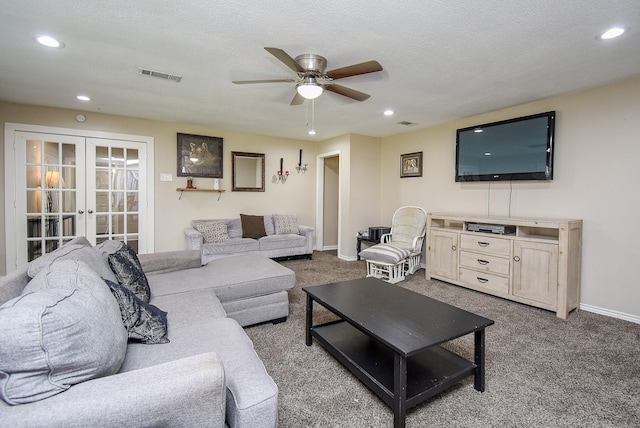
xmin=232 ymin=151 xmax=265 ymax=192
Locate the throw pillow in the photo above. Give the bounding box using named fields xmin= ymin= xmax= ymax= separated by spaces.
xmin=240 ymin=214 xmax=267 ymax=239
xmin=358 ymin=244 xmax=411 ymax=264
xmin=193 ymin=220 xmax=229 ymax=243
xmin=0 ymin=260 xmax=127 ymax=405
xmin=264 ymin=215 xmax=275 ymax=235
xmin=27 ymin=243 xmax=118 ymax=284
xmin=273 ymin=214 xmax=299 ymax=235
xmin=108 ymin=243 xmax=151 ymax=303
xmin=104 ymin=280 xmax=169 ymax=345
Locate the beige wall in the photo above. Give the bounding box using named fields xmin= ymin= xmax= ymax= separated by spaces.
xmin=3 ymin=75 xmax=640 ymax=319
xmin=1 ymin=102 xmax=316 ymax=274
xmin=381 ymin=76 xmax=640 ymax=319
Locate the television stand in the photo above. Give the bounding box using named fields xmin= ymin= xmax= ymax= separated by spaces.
xmin=426 ymin=213 xmax=582 ymax=319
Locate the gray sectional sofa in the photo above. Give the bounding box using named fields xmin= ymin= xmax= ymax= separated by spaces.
xmin=185 ymin=214 xmax=314 ymax=265
xmin=0 ymin=237 xmax=296 ymax=427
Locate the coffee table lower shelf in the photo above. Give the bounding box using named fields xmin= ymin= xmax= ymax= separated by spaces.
xmin=311 ymin=321 xmax=477 ymax=410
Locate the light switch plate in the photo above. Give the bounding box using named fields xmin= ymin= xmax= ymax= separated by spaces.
xmin=160 ymin=173 xmax=172 ymax=182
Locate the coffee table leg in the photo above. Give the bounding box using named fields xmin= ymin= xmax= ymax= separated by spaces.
xmin=474 ymin=329 xmax=486 ymax=392
xmin=306 ymin=294 xmax=313 ymax=346
xmin=393 ymin=353 xmax=407 ymax=428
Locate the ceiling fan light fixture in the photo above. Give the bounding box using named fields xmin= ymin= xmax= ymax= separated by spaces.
xmin=296 ymin=77 xmax=323 ymax=100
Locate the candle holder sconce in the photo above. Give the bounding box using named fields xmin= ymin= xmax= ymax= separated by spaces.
xmin=296 ymin=149 xmax=308 ymax=174
xmin=276 ymin=157 xmax=289 ymax=183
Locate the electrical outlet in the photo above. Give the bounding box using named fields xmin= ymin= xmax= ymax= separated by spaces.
xmin=160 ymin=173 xmax=172 ymax=182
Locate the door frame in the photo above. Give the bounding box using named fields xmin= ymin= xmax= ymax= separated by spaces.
xmin=315 ymin=150 xmax=342 ymax=257
xmin=4 ymin=123 xmax=155 ymax=273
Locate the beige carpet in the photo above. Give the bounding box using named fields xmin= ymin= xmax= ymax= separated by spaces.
xmin=245 ymin=251 xmax=640 ymax=427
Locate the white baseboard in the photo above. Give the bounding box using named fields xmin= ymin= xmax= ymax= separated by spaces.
xmin=322 ymin=245 xmax=338 ymax=251
xmin=580 ymin=303 xmax=640 ymax=324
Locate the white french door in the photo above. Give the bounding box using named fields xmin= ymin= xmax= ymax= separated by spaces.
xmin=4 ymin=124 xmax=154 ymax=272
xmin=86 ymin=138 xmax=147 ymax=250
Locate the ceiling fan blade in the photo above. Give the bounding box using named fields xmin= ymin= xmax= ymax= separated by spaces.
xmin=264 ymin=47 xmax=304 ymax=73
xmin=290 ymin=92 xmax=304 ymax=106
xmin=325 ymin=84 xmax=371 ymax=102
xmin=232 ymin=79 xmax=295 ymax=84
xmin=325 ymin=60 xmax=383 ymax=80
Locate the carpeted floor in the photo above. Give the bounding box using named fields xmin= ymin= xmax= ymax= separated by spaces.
xmin=245 ymin=251 xmax=640 ymax=427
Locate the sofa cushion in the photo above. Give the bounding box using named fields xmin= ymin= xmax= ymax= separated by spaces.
xmin=258 ymin=234 xmax=307 ymax=251
xmin=273 ymin=214 xmax=299 ymax=234
xmin=108 ymin=242 xmax=151 ymax=303
xmin=105 ymin=280 xmax=169 ymax=344
xmin=226 ymin=218 xmax=243 ymax=239
xmin=0 ymin=260 xmax=127 ymax=405
xmin=27 ymin=244 xmax=118 ymax=284
xmin=193 ymin=220 xmax=229 ymax=243
xmin=147 ymin=254 xmax=295 ymax=303
xmin=359 ymin=243 xmax=411 ymax=264
xmin=240 ymin=214 xmax=267 ymax=239
xmin=201 ymin=238 xmax=260 ymax=257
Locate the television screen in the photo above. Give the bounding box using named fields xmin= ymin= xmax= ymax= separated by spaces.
xmin=455 ymin=111 xmax=555 ymax=182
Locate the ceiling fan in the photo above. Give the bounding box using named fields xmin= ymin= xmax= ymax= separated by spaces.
xmin=232 ymin=47 xmax=383 ymax=105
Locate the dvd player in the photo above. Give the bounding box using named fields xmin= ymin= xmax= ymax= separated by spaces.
xmin=467 ymin=223 xmax=516 ymax=235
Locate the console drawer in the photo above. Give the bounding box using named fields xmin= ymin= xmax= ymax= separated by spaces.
xmin=459 ymin=267 xmax=509 ymax=294
xmin=460 ymin=234 xmax=511 ymax=256
xmin=459 ymin=251 xmax=510 ymax=275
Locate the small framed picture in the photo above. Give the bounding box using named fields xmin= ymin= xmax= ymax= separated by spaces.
xmin=177 ymin=133 xmax=223 ymax=178
xmin=400 ymin=152 xmax=423 ymax=178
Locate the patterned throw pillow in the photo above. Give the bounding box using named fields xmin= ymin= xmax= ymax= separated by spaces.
xmin=194 ymin=220 xmax=229 ymax=243
xmin=359 ymin=244 xmax=411 ymax=264
xmin=108 ymin=243 xmax=151 ymax=303
xmin=273 ymin=214 xmax=299 ymax=235
xmin=104 ymin=280 xmax=169 ymax=345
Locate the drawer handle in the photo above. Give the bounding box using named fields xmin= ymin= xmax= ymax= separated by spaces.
xmin=451 ymin=245 xmax=457 ymax=251
xmin=478 ymin=241 xmax=490 ymax=247
xmin=513 ymin=256 xmax=521 ymax=262
xmin=476 ymin=277 xmax=489 ymax=284
xmin=477 ymin=259 xmax=489 ymax=265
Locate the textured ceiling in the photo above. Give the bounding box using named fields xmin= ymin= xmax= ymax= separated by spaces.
xmin=1 ymin=1 xmax=639 ymax=141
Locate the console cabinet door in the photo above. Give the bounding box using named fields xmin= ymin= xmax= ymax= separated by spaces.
xmin=429 ymin=230 xmax=459 ymax=281
xmin=512 ymin=241 xmax=558 ymax=307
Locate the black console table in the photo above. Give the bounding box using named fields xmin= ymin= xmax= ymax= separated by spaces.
xmin=356 ymin=235 xmax=378 ymax=260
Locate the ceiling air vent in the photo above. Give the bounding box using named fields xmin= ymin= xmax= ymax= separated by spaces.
xmin=397 ymin=120 xmax=417 ymax=126
xmin=138 ymin=68 xmax=182 ymax=82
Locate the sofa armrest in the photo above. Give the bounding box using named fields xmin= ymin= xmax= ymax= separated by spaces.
xmin=298 ymin=224 xmax=314 ymax=253
xmin=185 ymin=227 xmax=204 ymax=250
xmin=0 ymin=353 xmax=226 ymax=428
xmin=138 ymin=250 xmax=202 ymax=274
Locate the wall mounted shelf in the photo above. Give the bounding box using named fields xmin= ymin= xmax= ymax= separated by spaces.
xmin=176 ymin=188 xmax=225 ymax=200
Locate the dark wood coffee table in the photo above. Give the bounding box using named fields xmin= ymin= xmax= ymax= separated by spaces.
xmin=304 ymin=277 xmax=494 ymax=428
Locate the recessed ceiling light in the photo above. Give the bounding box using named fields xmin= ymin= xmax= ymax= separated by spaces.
xmin=597 ymin=27 xmax=625 ymax=40
xmin=384 ymin=109 xmax=394 ymax=116
xmin=308 ymin=129 xmax=316 ymax=135
xmin=76 ymin=95 xmax=91 ymax=101
xmin=36 ymin=35 xmax=64 ymax=48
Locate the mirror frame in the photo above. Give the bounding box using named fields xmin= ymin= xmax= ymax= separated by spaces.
xmin=231 ymin=151 xmax=265 ymax=192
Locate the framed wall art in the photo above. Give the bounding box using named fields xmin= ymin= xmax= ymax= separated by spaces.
xmin=177 ymin=133 xmax=223 ymax=178
xmin=400 ymin=151 xmax=423 ymax=178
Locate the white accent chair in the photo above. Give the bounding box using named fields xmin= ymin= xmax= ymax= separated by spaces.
xmin=359 ymin=206 xmax=427 ymax=284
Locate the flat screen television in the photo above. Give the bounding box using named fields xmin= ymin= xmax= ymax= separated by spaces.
xmin=455 ymin=111 xmax=555 ymax=182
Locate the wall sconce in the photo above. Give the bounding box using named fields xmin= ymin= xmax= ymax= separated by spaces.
xmin=276 ymin=158 xmax=289 ymax=183
xmin=296 ymin=149 xmax=308 ymax=174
